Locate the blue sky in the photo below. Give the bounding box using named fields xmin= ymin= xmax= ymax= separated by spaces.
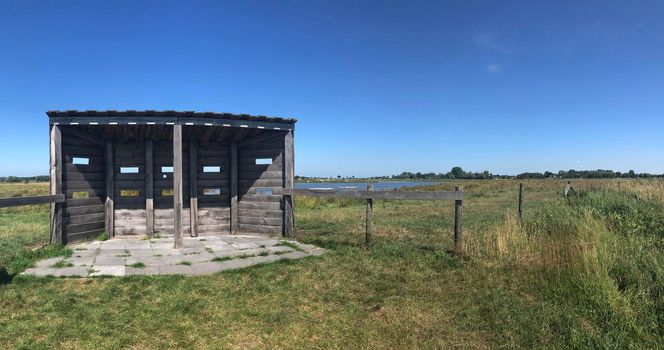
xmin=1 ymin=0 xmax=663 ymax=177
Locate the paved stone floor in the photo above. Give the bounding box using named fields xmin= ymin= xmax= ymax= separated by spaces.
xmin=22 ymin=236 xmax=325 ymax=277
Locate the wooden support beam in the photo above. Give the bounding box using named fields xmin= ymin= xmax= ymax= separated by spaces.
xmin=238 ymin=131 xmax=284 ymax=148
xmin=454 ymin=186 xmax=463 ymax=256
xmin=230 ymin=141 xmax=239 ymax=234
xmin=232 ymin=128 xmax=249 ymax=141
xmin=63 ymin=127 xmax=106 ymax=147
xmin=105 ymin=139 xmax=114 ymax=238
xmin=50 ymin=125 xmax=64 ymax=245
xmin=365 ymin=184 xmax=373 ymax=245
xmin=189 ymin=139 xmax=198 ymax=237
xmin=283 ymin=130 xmax=294 ymax=237
xmin=173 ymin=125 xmax=184 ymax=249
xmin=145 ymin=139 xmax=154 ymax=237
xmin=0 ymin=194 xmax=64 ymax=208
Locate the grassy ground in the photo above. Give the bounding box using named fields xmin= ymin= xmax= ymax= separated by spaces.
xmin=0 ymin=179 xmax=662 ymax=348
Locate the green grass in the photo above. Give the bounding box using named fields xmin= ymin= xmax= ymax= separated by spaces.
xmin=211 ymin=256 xmax=233 ymax=262
xmin=0 ymin=179 xmax=663 ymax=348
xmin=129 ymin=262 xmax=145 ymax=269
xmin=275 ymin=241 xmax=302 ymax=251
xmin=0 ymin=182 xmax=72 ymax=277
xmin=51 ymin=260 xmax=74 ymax=269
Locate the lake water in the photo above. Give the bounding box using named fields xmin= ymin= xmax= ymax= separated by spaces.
xmin=295 ymin=181 xmax=441 ymax=191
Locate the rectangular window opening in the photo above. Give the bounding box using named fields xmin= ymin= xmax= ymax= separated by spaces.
xmin=161 ymin=166 xmax=174 ymax=173
xmin=203 ymin=188 xmax=221 ymax=196
xmin=120 ymin=189 xmax=139 ymax=197
xmin=256 ymin=188 xmax=273 ymax=196
xmin=255 ymin=158 xmax=272 ymax=165
xmin=72 ymin=191 xmax=89 ymax=199
xmin=203 ymin=166 xmax=221 ymax=173
xmin=161 ymin=189 xmax=174 ymax=196
xmin=120 ymin=166 xmax=139 ymax=174
xmin=72 ymin=157 xmax=89 ymax=165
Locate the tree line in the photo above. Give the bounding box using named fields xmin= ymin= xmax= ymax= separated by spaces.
xmin=0 ymin=175 xmax=50 ymax=183
xmin=376 ymin=167 xmax=664 ymax=180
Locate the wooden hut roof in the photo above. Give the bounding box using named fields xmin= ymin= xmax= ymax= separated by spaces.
xmin=46 ymin=110 xmax=296 ymax=130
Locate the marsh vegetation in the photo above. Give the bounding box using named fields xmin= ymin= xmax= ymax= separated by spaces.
xmin=0 ymin=179 xmax=662 ymax=348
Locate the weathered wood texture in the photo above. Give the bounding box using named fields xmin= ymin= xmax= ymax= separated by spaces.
xmin=173 ymin=125 xmax=184 ymax=248
xmin=454 ymin=186 xmax=463 ymax=255
xmin=237 ymin=133 xmax=286 ymax=236
xmin=50 ymin=125 xmax=63 ymax=244
xmin=282 ymin=188 xmax=464 ymax=200
xmin=283 ymin=130 xmax=294 ymax=237
xmin=60 ymin=127 xmax=107 ymax=242
xmin=0 ymin=194 xmax=64 ymax=208
xmin=47 ymin=119 xmax=293 ymax=243
xmin=145 ymin=139 xmax=154 ymax=236
xmin=196 ymin=141 xmax=230 ymax=234
xmin=189 ymin=140 xmax=198 ymax=237
xmin=113 ymin=141 xmax=147 ymax=235
xmin=230 ymin=141 xmax=239 ymax=234
xmin=105 ymin=140 xmax=114 ymax=238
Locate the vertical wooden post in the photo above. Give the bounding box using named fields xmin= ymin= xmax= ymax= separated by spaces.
xmin=518 ymin=182 xmax=524 ymax=219
xmin=283 ymin=130 xmax=295 ymax=237
xmin=230 ymin=141 xmax=239 ymax=234
xmin=454 ymin=186 xmax=463 ymax=255
xmin=105 ymin=139 xmax=114 ymax=239
xmin=173 ymin=125 xmax=184 ymax=249
xmin=365 ymin=184 xmax=373 ymax=245
xmin=50 ymin=125 xmax=64 ymax=245
xmin=145 ymin=139 xmax=154 ymax=237
xmin=189 ymin=139 xmax=198 ymax=237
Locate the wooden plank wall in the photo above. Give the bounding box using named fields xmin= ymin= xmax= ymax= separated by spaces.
xmin=237 ymin=135 xmax=285 ymax=235
xmin=61 ymin=128 xmax=106 ymax=242
xmin=196 ymin=141 xmax=231 ymax=235
xmin=153 ymin=140 xmax=191 ymax=235
xmin=113 ymin=141 xmax=147 ymax=235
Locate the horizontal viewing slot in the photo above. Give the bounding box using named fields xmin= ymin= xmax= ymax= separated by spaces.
xmin=120 ymin=189 xmax=139 ymax=197
xmin=120 ymin=167 xmax=139 ymax=174
xmin=203 ymin=188 xmax=221 ymax=196
xmin=203 ymin=166 xmax=221 ymax=173
xmin=72 ymin=191 xmax=89 ymax=199
xmin=161 ymin=166 xmax=173 ymax=173
xmin=255 ymin=158 xmax=272 ymax=165
xmin=161 ymin=189 xmax=174 ymax=196
xmin=72 ymin=157 xmax=89 ymax=165
xmin=256 ymin=188 xmax=273 ymax=195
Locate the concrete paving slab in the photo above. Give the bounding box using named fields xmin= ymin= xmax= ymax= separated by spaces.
xmin=181 ymin=252 xmax=216 ymax=263
xmin=71 ymin=249 xmax=98 ymax=258
xmin=67 ymin=257 xmax=95 ymax=267
xmin=159 ymin=264 xmax=194 ymax=275
xmin=189 ymin=262 xmax=225 ymax=275
xmin=266 ymin=245 xmax=294 ymax=253
xmin=125 ymin=241 xmax=151 ymax=249
xmin=229 ymin=242 xmax=261 ymax=250
xmin=35 ymin=257 xmax=66 ymax=268
xmin=89 ymin=266 xmax=125 ymax=277
xmin=125 ymin=266 xmax=159 ymax=276
xmin=128 ymin=249 xmax=155 ymax=257
xmin=94 ymin=256 xmax=126 ymax=266
xmin=24 ymin=235 xmax=325 ymax=277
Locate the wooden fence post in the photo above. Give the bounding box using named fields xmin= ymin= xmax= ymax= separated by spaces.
xmin=518 ymin=182 xmax=524 ymax=219
xmin=454 ymin=186 xmax=463 ymax=255
xmin=365 ymin=184 xmax=373 ymax=245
